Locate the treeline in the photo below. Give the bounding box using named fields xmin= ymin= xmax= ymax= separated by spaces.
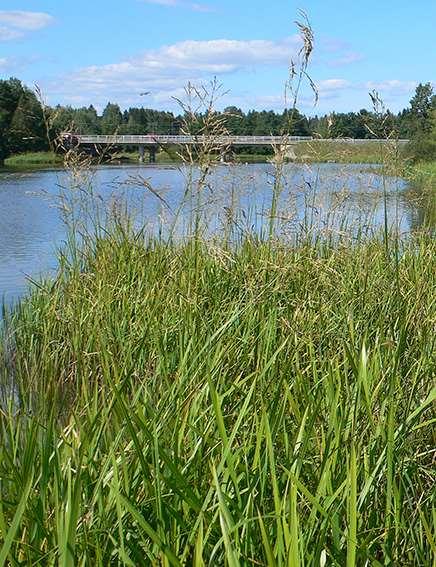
xmin=0 ymin=78 xmax=47 ymax=162
xmin=1 ymin=77 xmax=435 ymax=163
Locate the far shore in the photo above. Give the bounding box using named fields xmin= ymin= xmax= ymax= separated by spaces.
xmin=2 ymin=140 xmax=420 ymax=171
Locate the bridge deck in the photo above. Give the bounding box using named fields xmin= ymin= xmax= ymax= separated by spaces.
xmin=67 ymin=134 xmax=409 ymax=146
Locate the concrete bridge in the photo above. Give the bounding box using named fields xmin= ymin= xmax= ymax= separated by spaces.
xmin=62 ymin=134 xmax=409 ymax=163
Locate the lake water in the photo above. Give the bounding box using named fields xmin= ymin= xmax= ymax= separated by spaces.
xmin=0 ymin=162 xmax=429 ymax=306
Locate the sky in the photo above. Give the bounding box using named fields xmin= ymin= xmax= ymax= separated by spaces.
xmin=0 ymin=0 xmax=435 ymax=115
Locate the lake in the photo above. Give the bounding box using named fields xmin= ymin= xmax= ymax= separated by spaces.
xmin=0 ymin=162 xmax=429 ymax=306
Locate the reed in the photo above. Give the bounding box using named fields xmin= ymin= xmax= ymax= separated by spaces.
xmin=0 ymin=222 xmax=435 ymax=565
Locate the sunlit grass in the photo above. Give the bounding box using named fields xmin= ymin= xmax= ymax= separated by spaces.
xmin=106 ymin=141 xmax=409 ymax=165
xmin=413 ymin=160 xmax=436 ymax=177
xmin=1 ymin=224 xmax=434 ymax=565
xmin=4 ymin=151 xmax=63 ymax=167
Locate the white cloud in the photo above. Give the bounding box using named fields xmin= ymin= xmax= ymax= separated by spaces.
xmin=313 ymin=79 xmax=421 ymax=105
xmin=318 ymin=79 xmax=351 ymax=91
xmin=0 ymin=11 xmax=53 ymax=41
xmin=0 ymin=55 xmax=40 ymax=73
xmin=41 ymin=32 xmax=422 ymax=114
xmin=48 ymin=36 xmax=302 ymax=107
xmin=314 ymin=79 xmax=419 ymax=101
xmin=363 ymin=80 xmax=418 ymax=97
xmin=312 ymin=79 xmax=352 ymax=102
xmin=142 ymin=0 xmax=213 ymax=12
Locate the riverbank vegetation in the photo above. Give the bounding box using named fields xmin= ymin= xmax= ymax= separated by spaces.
xmin=417 ymin=161 xmax=436 ymax=176
xmin=107 ymin=143 xmax=400 ymax=165
xmin=4 ymin=151 xmax=63 ymax=167
xmin=0 ymin=217 xmax=435 ymax=565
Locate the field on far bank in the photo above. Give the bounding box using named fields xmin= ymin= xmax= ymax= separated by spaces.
xmin=4 ymin=151 xmax=64 ymax=167
xmin=293 ymin=140 xmax=408 ymax=164
xmin=113 ymin=140 xmax=408 ymax=165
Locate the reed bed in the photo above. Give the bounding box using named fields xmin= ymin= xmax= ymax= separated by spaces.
xmin=0 ymin=220 xmax=435 ymax=565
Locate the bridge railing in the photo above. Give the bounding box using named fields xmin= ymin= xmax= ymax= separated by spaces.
xmin=62 ymin=134 xmax=409 ymax=146
xmin=68 ymin=134 xmax=314 ymax=145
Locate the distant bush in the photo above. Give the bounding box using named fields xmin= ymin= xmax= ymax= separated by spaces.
xmin=407 ymin=135 xmax=436 ymax=162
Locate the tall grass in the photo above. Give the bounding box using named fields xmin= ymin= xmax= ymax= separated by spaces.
xmin=0 ymin=223 xmax=435 ymax=565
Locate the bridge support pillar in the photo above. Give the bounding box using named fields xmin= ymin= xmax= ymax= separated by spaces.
xmin=149 ymin=146 xmax=157 ymax=163
xmin=138 ymin=144 xmax=145 ymax=163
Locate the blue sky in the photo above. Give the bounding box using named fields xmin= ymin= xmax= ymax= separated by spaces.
xmin=0 ymin=0 xmax=435 ymax=115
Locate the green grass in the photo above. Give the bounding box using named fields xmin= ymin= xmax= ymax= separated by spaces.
xmin=228 ymin=141 xmax=406 ymax=164
xmin=413 ymin=160 xmax=436 ymax=177
xmin=0 ymin=219 xmax=434 ymax=564
xmin=4 ymin=151 xmax=64 ymax=167
xmin=111 ymin=141 xmax=407 ymax=165
xmin=293 ymin=140 xmax=408 ymax=164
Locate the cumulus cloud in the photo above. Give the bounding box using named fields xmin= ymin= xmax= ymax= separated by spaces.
xmin=142 ymin=0 xmax=214 ymax=12
xmin=314 ymin=79 xmax=421 ymax=105
xmin=41 ymin=31 xmax=420 ymax=114
xmin=0 ymin=55 xmax=41 ymax=73
xmin=0 ymin=10 xmax=53 ymax=41
xmin=316 ymin=78 xmax=419 ymax=100
xmin=309 ymin=79 xmax=351 ymax=102
xmin=49 ymin=36 xmax=302 ymax=107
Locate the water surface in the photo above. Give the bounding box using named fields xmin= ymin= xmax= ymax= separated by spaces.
xmin=0 ymin=162 xmax=428 ymax=306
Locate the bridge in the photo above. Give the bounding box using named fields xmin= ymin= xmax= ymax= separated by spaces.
xmin=62 ymin=134 xmax=409 ymax=163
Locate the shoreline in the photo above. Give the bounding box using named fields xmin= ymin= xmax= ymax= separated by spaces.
xmin=3 ymin=142 xmax=420 ymax=171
